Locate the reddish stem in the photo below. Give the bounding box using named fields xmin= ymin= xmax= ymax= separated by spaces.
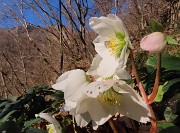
xmin=148 ymin=53 xmax=161 ymax=104
xmin=108 ymin=119 xmax=118 ymax=133
xmin=129 ymin=49 xmax=157 ymax=133
xmin=129 ymin=50 xmax=148 ymax=103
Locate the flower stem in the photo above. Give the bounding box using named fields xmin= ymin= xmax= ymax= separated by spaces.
xmin=129 ymin=49 xmax=157 ymax=133
xmin=129 ymin=50 xmax=148 ymax=103
xmin=148 ymin=53 xmax=161 ymax=104
xmin=108 ymin=119 xmax=118 ymax=133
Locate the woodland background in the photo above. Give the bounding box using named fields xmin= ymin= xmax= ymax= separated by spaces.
xmin=0 ymin=0 xmax=179 ymax=98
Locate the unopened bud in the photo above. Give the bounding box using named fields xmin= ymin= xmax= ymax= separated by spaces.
xmin=140 ymin=32 xmax=167 ymax=53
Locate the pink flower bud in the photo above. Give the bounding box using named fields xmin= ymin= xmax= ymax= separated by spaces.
xmin=140 ymin=32 xmax=167 ymax=53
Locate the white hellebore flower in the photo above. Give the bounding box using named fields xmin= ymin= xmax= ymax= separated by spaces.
xmin=35 ymin=113 xmax=62 ymax=133
xmin=52 ymin=69 xmax=150 ymax=130
xmin=89 ymin=14 xmax=132 ymax=79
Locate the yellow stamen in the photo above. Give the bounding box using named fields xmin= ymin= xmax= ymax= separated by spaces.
xmin=97 ymin=88 xmax=122 ymax=107
xmin=105 ymin=32 xmax=126 ymax=58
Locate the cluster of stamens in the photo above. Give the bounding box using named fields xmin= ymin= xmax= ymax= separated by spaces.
xmin=105 ymin=32 xmax=126 ymax=58
xmin=97 ymin=88 xmax=122 ymax=107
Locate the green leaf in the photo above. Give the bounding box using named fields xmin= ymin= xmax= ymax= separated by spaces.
xmin=158 ymin=121 xmax=180 ymax=133
xmin=23 ymin=118 xmax=42 ymax=129
xmin=154 ymin=78 xmax=180 ymax=102
xmin=146 ymin=54 xmax=180 ymax=71
xmin=0 ymin=110 xmax=17 ymax=123
xmin=165 ymin=36 xmax=179 ymax=45
xmin=158 ymin=121 xmax=174 ymax=129
xmin=25 ymin=128 xmax=48 ymax=133
xmin=164 ymin=107 xmax=178 ymax=122
xmin=0 ymin=101 xmax=11 ymax=108
xmin=149 ymin=19 xmax=164 ymax=32
xmin=51 ymin=100 xmax=63 ymax=108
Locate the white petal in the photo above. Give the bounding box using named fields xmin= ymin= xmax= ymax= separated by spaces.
xmin=82 ymin=80 xmax=115 ymax=98
xmin=99 ymin=16 xmax=124 ymax=34
xmin=115 ymin=67 xmax=131 ymax=80
xmin=63 ymin=69 xmax=90 ymax=101
xmin=113 ymin=85 xmax=150 ymax=123
xmin=75 ymin=113 xmax=92 ymax=127
xmin=36 ymin=113 xmax=62 ymax=133
xmin=114 ymin=82 xmax=145 ymax=102
xmin=118 ymin=44 xmax=129 ymax=68
xmin=76 ymin=98 xmax=113 ymax=129
xmin=52 ymin=71 xmax=71 ymax=91
xmin=86 ymin=54 xmax=102 ymax=78
xmin=63 ymin=100 xmax=77 ymax=111
xmin=85 ymin=99 xmax=113 ymax=128
xmin=89 ymin=17 xmax=114 ymax=37
xmin=93 ymin=36 xmax=113 ymax=59
xmin=97 ymin=57 xmax=118 ymax=78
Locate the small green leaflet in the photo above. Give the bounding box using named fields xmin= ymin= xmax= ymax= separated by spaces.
xmin=154 ymin=78 xmax=180 ymax=102
xmin=165 ymin=35 xmax=179 ymax=45
xmin=149 ymin=19 xmax=164 ymax=32
xmin=164 ymin=107 xmax=178 ymax=122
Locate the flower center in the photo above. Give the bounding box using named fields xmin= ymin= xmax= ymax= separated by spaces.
xmin=97 ymin=88 xmax=122 ymax=107
xmin=47 ymin=124 xmax=55 ymax=133
xmin=105 ymin=32 xmax=126 ymax=58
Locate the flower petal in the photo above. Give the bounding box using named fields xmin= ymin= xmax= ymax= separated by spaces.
xmin=52 ymin=71 xmax=71 ymax=91
xmin=113 ymin=85 xmax=150 ymax=123
xmin=115 ymin=67 xmax=131 ymax=80
xmin=64 ymin=69 xmax=90 ymax=101
xmin=86 ymin=54 xmax=102 ymax=78
xmin=93 ymin=37 xmax=112 ymax=59
xmin=82 ymin=80 xmax=115 ymax=98
xmin=90 ymin=17 xmax=115 ymax=37
xmin=35 ymin=113 xmax=62 ymax=133
xmin=63 ymin=100 xmax=77 ymax=111
xmin=76 ymin=98 xmax=113 ymax=130
xmin=97 ymin=57 xmax=119 ymax=78
xmin=75 ymin=112 xmax=92 ymax=127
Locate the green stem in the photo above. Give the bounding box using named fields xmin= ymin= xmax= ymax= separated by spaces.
xmin=148 ymin=53 xmax=161 ymax=104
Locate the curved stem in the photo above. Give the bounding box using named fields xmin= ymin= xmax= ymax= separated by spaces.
xmin=129 ymin=50 xmax=148 ymax=103
xmin=108 ymin=119 xmax=118 ymax=133
xmin=148 ymin=53 xmax=161 ymax=104
xmin=129 ymin=49 xmax=157 ymax=133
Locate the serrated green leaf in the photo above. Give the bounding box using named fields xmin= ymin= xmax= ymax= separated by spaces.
xmin=146 ymin=54 xmax=180 ymax=71
xmin=23 ymin=118 xmax=42 ymax=129
xmin=164 ymin=107 xmax=178 ymax=122
xmin=154 ymin=78 xmax=180 ymax=102
xmin=166 ymin=36 xmax=179 ymax=45
xmin=0 ymin=110 xmax=17 ymax=123
xmin=26 ymin=128 xmax=48 ymax=133
xmin=149 ymin=19 xmax=164 ymax=32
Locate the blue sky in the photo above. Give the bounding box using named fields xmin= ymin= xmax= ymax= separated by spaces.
xmin=0 ymin=0 xmax=94 ymax=28
xmin=0 ymin=0 xmax=127 ymax=28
